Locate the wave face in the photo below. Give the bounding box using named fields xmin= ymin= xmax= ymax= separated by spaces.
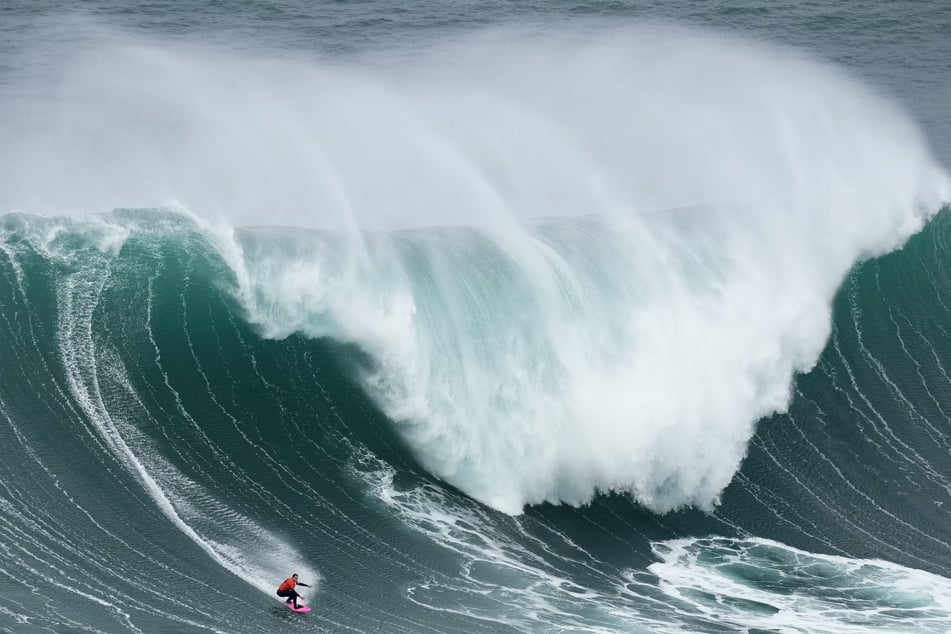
xmin=2 ymin=204 xmax=951 ymax=632
xmin=3 ymin=8 xmax=951 ymax=633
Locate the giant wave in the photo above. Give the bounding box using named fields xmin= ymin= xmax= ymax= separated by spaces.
xmin=7 ymin=27 xmax=948 ymax=513
xmin=2 ymin=22 xmax=951 ymax=633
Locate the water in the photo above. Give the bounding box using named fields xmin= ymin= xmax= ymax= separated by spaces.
xmin=1 ymin=1 xmax=950 ymax=632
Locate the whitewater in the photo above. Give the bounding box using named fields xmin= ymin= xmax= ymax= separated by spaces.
xmin=2 ymin=3 xmax=951 ymax=633
xmin=5 ymin=25 xmax=948 ymax=514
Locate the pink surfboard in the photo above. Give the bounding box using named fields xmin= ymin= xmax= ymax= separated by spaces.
xmin=286 ymin=602 xmax=311 ymax=613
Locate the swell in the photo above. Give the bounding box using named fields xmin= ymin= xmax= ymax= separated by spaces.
xmin=3 ymin=206 xmax=951 ymax=549
xmin=2 ymin=25 xmax=949 ymax=516
xmin=2 ymin=208 xmax=951 ymax=632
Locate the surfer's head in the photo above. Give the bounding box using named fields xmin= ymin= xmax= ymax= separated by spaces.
xmin=292 ymin=573 xmax=299 ymax=579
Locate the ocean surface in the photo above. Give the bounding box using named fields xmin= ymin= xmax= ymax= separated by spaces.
xmin=1 ymin=1 xmax=951 ymax=632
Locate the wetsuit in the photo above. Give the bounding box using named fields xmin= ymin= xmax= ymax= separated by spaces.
xmin=276 ymin=577 xmax=309 ymax=608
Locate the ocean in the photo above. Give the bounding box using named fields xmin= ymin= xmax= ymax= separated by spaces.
xmin=1 ymin=1 xmax=951 ymax=632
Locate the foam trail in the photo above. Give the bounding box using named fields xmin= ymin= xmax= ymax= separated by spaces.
xmin=22 ymin=216 xmax=320 ymax=598
xmin=3 ymin=24 xmax=949 ymax=514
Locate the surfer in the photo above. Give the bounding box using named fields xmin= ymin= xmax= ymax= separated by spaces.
xmin=276 ymin=573 xmax=311 ymax=609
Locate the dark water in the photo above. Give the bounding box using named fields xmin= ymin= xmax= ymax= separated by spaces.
xmin=2 ymin=2 xmax=951 ymax=632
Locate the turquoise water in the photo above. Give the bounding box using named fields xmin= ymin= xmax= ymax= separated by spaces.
xmin=2 ymin=2 xmax=951 ymax=632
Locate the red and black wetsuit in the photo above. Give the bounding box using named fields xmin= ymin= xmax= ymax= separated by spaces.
xmin=276 ymin=577 xmax=309 ymax=608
